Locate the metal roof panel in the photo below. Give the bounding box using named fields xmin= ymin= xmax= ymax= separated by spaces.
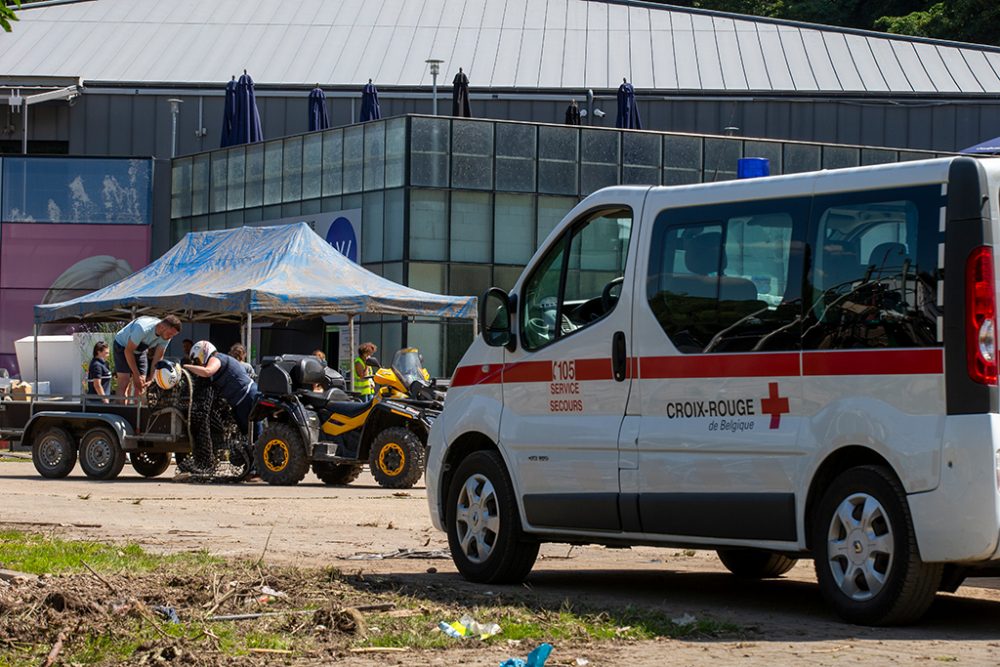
xmin=714 ymin=18 xmax=748 ymax=90
xmin=778 ymin=27 xmax=819 ymax=90
xmin=937 ymin=46 xmax=985 ymax=92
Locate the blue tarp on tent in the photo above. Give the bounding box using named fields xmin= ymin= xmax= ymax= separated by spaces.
xmin=34 ymin=223 xmax=476 ymax=323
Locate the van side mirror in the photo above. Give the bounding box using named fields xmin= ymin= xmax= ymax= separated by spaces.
xmin=480 ymin=287 xmax=515 ymax=349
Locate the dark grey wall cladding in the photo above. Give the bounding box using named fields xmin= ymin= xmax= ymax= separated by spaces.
xmin=50 ymin=92 xmax=1000 ymax=159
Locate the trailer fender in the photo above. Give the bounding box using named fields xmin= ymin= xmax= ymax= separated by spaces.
xmin=23 ymin=412 xmax=134 ymax=450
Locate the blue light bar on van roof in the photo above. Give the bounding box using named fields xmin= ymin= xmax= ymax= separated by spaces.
xmin=737 ymin=157 xmax=770 ymax=179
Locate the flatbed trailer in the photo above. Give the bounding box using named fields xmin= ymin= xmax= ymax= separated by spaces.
xmin=1 ymin=390 xmax=193 ymax=480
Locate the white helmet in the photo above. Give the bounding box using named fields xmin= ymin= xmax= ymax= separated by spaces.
xmin=153 ymin=360 xmax=181 ymax=390
xmin=190 ymin=340 xmax=217 ymax=366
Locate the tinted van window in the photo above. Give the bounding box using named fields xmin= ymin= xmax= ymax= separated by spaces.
xmin=803 ymin=186 xmax=944 ymax=350
xmin=646 ymin=198 xmax=809 ymax=353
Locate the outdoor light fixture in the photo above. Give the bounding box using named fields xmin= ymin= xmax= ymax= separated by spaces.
xmin=8 ymin=89 xmax=21 ymax=110
xmin=426 ymin=58 xmax=443 ymax=116
xmin=167 ymin=98 xmax=183 ymax=158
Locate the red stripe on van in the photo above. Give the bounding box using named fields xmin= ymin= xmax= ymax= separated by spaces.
xmin=576 ymin=358 xmax=614 ymax=381
xmin=503 ymin=360 xmax=553 ymax=383
xmin=451 ymin=364 xmax=504 ymax=387
xmin=639 ymin=353 xmax=799 ymax=379
xmin=802 ymin=349 xmax=943 ymax=376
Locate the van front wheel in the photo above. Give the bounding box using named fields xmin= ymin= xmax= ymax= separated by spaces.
xmin=446 ymin=451 xmax=539 ymax=584
xmin=812 ymin=465 xmax=942 ymax=625
xmin=717 ymin=549 xmax=796 ymax=578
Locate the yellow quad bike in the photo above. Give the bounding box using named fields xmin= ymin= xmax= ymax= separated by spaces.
xmin=251 ymin=348 xmax=444 ymax=488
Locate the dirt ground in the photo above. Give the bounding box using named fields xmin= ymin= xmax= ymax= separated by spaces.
xmin=3 ymin=460 xmax=1000 ymax=665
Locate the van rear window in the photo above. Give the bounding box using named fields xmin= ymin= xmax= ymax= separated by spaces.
xmin=645 ymin=185 xmax=944 ymax=354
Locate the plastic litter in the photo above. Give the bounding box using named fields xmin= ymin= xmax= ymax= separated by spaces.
xmin=260 ymin=585 xmax=287 ymax=598
xmin=152 ymin=605 xmax=180 ymax=624
xmin=671 ymin=612 xmax=697 ymax=627
xmin=499 ymin=642 xmax=553 ymax=667
xmin=575 ymin=658 xmax=590 ymax=666
xmin=438 ymin=614 xmax=502 ymax=640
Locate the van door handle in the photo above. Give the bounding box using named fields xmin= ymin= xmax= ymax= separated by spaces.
xmin=612 ymin=331 xmax=627 ymax=382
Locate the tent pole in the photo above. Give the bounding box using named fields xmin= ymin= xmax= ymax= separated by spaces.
xmin=32 ymin=322 xmax=39 ymax=385
xmin=471 ymin=314 xmax=478 ymax=338
xmin=348 ymin=315 xmax=356 ymax=385
xmin=245 ymin=312 xmax=252 ymax=362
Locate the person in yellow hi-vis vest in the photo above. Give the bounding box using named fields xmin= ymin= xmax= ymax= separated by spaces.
xmin=353 ymin=342 xmax=377 ymax=400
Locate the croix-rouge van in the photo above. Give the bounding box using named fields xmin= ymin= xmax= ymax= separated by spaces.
xmin=426 ymin=156 xmax=1000 ymax=625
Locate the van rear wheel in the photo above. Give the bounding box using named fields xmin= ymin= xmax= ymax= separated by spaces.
xmin=717 ymin=549 xmax=797 ymax=578
xmin=445 ymin=450 xmax=539 ymax=584
xmin=812 ymin=465 xmax=942 ymax=625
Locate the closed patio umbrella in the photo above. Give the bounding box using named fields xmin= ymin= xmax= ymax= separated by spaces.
xmin=360 ymin=79 xmax=381 ymax=122
xmin=220 ymin=76 xmax=238 ymax=147
xmin=233 ymin=70 xmax=263 ymax=145
xmin=452 ymin=68 xmax=471 ymax=118
xmin=616 ymin=79 xmax=641 ymax=130
xmin=308 ymin=87 xmax=330 ymax=131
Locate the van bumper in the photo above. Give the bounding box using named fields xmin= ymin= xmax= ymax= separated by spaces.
xmin=425 ymin=423 xmax=446 ymax=532
xmin=908 ymin=413 xmax=1000 ymax=562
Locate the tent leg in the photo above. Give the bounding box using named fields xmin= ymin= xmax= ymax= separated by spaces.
xmin=348 ymin=315 xmax=356 ymax=385
xmin=32 ymin=322 xmax=39 ymax=384
xmin=471 ymin=316 xmax=478 ymax=338
xmin=245 ymin=312 xmax=252 ymax=362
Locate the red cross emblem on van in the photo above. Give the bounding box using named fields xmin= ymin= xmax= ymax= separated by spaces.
xmin=760 ymin=382 xmax=790 ymax=429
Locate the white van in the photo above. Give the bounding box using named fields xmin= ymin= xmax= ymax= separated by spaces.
xmin=426 ymin=156 xmax=1000 ymax=625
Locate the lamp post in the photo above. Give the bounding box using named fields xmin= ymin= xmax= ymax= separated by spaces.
xmin=425 ymin=59 xmax=443 ymax=116
xmin=167 ymin=98 xmax=183 ymax=158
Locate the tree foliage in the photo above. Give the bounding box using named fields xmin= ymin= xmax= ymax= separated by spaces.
xmin=1 ymin=0 xmax=21 ymax=33
xmin=657 ymin=0 xmax=1000 ymax=46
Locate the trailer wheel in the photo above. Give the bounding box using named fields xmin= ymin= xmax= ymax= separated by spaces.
xmin=131 ymin=452 xmax=171 ymax=478
xmin=369 ymin=427 xmax=424 ymax=489
xmin=254 ymin=422 xmax=309 ymax=485
xmin=32 ymin=426 xmax=77 ymax=479
xmin=313 ymin=461 xmax=363 ymax=486
xmin=79 ymin=427 xmax=126 ymax=481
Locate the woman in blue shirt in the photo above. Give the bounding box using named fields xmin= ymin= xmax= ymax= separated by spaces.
xmin=87 ymin=341 xmax=112 ymax=400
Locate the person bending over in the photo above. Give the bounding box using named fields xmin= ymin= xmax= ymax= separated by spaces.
xmin=113 ymin=314 xmax=181 ymax=397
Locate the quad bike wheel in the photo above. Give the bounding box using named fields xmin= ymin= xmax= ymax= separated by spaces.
xmin=369 ymin=426 xmax=424 ymax=489
xmin=313 ymin=461 xmax=363 ymax=486
xmin=32 ymin=426 xmax=77 ymax=479
xmin=255 ymin=422 xmax=310 ymax=485
xmin=79 ymin=427 xmax=126 ymax=481
xmin=131 ymin=452 xmax=171 ymax=478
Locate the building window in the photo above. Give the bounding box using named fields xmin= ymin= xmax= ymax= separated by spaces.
xmin=494 ymin=193 xmax=535 ymax=265
xmin=410 ymin=117 xmax=450 ymax=188
xmin=538 ymin=126 xmax=579 ymax=195
xmin=450 ymin=191 xmax=492 ymax=263
xmin=495 ymin=123 xmax=536 ymax=192
xmin=409 ymin=190 xmax=448 ymax=261
xmin=451 ymin=120 xmax=493 ymax=190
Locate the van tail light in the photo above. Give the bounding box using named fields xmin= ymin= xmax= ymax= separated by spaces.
xmin=966 ymin=246 xmax=998 ymax=385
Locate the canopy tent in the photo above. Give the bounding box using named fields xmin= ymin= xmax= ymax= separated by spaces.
xmin=35 ymin=223 xmax=476 ymax=324
xmin=34 ymin=223 xmax=477 ymax=370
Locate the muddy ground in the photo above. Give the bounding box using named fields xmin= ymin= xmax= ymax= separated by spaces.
xmin=2 ymin=461 xmax=1000 ymax=665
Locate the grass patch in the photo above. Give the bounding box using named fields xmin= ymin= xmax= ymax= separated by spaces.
xmin=360 ymin=602 xmax=744 ymax=650
xmin=0 ymin=530 xmax=219 ymax=575
xmin=0 ymin=456 xmax=29 ymax=462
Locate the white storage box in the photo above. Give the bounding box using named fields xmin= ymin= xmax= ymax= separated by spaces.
xmin=14 ymin=333 xmax=111 ymax=396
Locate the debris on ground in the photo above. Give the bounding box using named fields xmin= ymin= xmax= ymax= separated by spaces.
xmin=439 ymin=614 xmax=502 ymax=640
xmin=345 ymin=547 xmax=450 ymax=560
xmin=499 ymin=642 xmax=553 ymax=667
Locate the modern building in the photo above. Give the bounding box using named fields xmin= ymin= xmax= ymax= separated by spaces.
xmin=0 ymin=0 xmax=999 ymax=159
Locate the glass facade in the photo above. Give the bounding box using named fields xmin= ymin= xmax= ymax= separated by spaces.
xmin=170 ymin=116 xmax=947 ymax=376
